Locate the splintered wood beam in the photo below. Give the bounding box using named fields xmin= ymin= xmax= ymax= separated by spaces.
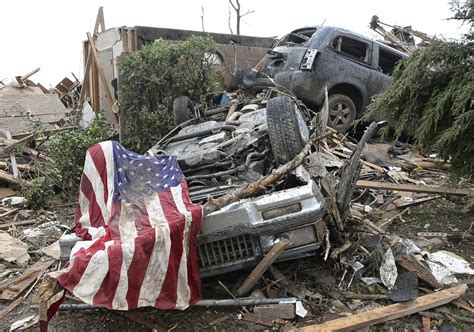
xmin=86 ymin=32 xmax=115 ymax=110
xmin=236 ymin=239 xmax=291 ymax=297
xmin=297 ymin=285 xmax=467 ymax=331
xmin=356 ymin=180 xmax=472 ymax=196
xmin=0 ymin=170 xmax=30 ymax=186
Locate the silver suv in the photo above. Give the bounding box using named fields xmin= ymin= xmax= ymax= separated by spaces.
xmin=262 ymin=26 xmax=407 ymax=132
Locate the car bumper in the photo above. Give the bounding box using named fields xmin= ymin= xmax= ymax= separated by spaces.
xmin=198 ymin=180 xmax=325 ymax=277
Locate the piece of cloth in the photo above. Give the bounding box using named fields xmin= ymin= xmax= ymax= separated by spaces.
xmin=53 ymin=141 xmax=203 ymax=311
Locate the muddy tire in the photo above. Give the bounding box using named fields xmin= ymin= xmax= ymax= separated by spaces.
xmin=327 ymin=94 xmax=357 ymax=133
xmin=266 ymin=96 xmax=305 ymax=164
xmin=173 ymin=96 xmax=195 ymax=126
xmin=274 ymin=71 xmax=292 ymax=91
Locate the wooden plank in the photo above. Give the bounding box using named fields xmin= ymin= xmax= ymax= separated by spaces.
xmin=236 ymin=239 xmax=291 ymax=296
xmin=86 ymin=32 xmax=115 ymax=109
xmin=329 ymin=148 xmax=384 ymax=172
xmin=356 ymin=180 xmax=472 ymax=196
xmin=396 ymin=256 xmax=442 ymax=289
xmin=0 ymin=169 xmax=30 ymax=185
xmin=394 ymin=195 xmax=440 ymax=208
xmin=0 ymin=218 xmax=39 ymax=230
xmin=0 ymin=259 xmax=54 ymax=301
xmin=0 ymin=161 xmax=31 ymax=172
xmin=0 ymin=207 xmax=19 ymax=219
xmin=22 ymin=147 xmax=54 ymax=163
xmin=12 ymin=126 xmax=78 ymax=139
xmin=298 ymin=285 xmax=467 ymax=331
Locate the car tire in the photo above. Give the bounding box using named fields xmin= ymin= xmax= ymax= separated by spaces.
xmin=327 ymin=94 xmax=357 ymax=133
xmin=266 ymin=96 xmax=305 ymax=164
xmin=173 ymin=96 xmax=195 ymax=126
xmin=274 ymin=71 xmax=292 ymax=91
xmin=250 ymin=77 xmax=275 ymax=92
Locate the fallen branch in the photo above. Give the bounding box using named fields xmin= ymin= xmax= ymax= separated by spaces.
xmin=203 ymin=131 xmax=329 ymax=214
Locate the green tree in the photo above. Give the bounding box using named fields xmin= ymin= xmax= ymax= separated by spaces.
xmin=367 ymin=0 xmax=474 ymax=178
xmin=119 ymin=36 xmax=219 ymax=152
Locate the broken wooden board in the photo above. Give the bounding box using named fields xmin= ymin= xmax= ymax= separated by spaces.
xmin=0 ymin=259 xmax=54 ymax=300
xmin=237 ymin=239 xmax=291 ymax=296
xmin=0 ymin=187 xmax=18 ymax=199
xmin=0 ymin=169 xmax=30 ymax=186
xmin=396 ymin=255 xmax=442 ymax=289
xmin=242 ymin=312 xmax=276 ymax=327
xmin=356 ymin=180 xmax=472 ymax=196
xmin=296 ymin=285 xmax=467 ymax=331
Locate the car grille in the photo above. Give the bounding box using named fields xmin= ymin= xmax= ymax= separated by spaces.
xmin=198 ymin=235 xmax=255 ymax=268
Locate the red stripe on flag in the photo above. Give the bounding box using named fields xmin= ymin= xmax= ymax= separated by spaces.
xmin=57 ymin=231 xmax=110 ymax=292
xmin=81 ymin=174 xmax=104 ymax=229
xmin=125 ymin=201 xmax=155 ymax=309
xmin=180 ymin=180 xmax=203 ymax=305
xmin=88 ymin=143 xmax=109 ymax=214
xmin=92 ymin=240 xmax=123 ymax=308
xmin=154 ymin=190 xmax=185 ymax=309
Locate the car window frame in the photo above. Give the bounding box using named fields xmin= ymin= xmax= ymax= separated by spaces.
xmin=328 ymin=33 xmax=373 ymax=68
xmin=376 ymin=45 xmax=404 ymax=76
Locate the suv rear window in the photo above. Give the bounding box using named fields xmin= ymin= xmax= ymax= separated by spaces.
xmin=276 ymin=28 xmax=317 ymax=47
xmin=331 ymin=36 xmax=369 ymax=63
xmin=378 ymin=48 xmax=403 ymax=75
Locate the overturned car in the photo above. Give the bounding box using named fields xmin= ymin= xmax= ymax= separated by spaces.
xmin=147 ymin=93 xmax=326 ymax=277
xmin=60 ymin=92 xmax=326 ymax=278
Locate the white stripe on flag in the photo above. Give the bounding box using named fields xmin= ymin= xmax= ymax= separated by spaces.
xmin=78 ymin=189 xmax=91 ymax=229
xmin=99 ymin=141 xmax=115 ymax=224
xmin=112 ymin=240 xmax=135 ymax=310
xmin=83 ymin=152 xmax=108 ymax=225
xmin=137 ymin=195 xmax=171 ymax=307
xmin=118 ymin=203 xmax=138 ymax=240
xmin=171 ymin=184 xmax=192 ymax=309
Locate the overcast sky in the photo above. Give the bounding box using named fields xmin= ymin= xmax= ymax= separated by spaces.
xmin=0 ymin=0 xmax=467 ymax=86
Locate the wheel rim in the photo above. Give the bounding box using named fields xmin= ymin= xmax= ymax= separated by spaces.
xmin=329 ymin=101 xmax=353 ymax=130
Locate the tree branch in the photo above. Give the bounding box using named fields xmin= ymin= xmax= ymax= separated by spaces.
xmin=203 ymin=131 xmax=330 ymax=215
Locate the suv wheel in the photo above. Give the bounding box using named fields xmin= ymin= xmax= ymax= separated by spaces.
xmin=173 ymin=96 xmax=196 ymax=125
xmin=266 ymin=96 xmax=306 ymax=164
xmin=327 ymin=94 xmax=356 ymax=133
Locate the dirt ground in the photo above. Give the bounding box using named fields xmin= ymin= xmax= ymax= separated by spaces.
xmin=1 ymin=198 xmax=473 ymax=331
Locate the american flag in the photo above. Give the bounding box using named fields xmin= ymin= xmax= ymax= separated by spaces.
xmin=51 ymin=141 xmax=203 ymax=312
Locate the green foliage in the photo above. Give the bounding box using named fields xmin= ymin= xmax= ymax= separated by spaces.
xmin=46 ymin=114 xmax=111 ymax=190
xmin=366 ymin=40 xmax=474 ymax=178
xmin=119 ymin=36 xmax=219 ymax=152
xmin=21 ymin=115 xmax=111 ymax=207
xmin=22 ymin=176 xmax=55 ymax=208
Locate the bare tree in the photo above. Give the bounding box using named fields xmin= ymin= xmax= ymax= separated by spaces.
xmin=228 ymin=0 xmax=254 ymax=35
xmin=201 ymin=4 xmax=205 ymax=32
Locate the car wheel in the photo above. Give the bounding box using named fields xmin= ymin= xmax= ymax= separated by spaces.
xmin=266 ymin=96 xmax=306 ymax=164
xmin=327 ymin=94 xmax=357 ymax=133
xmin=173 ymin=96 xmax=195 ymax=125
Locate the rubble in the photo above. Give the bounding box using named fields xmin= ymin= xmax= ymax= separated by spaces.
xmin=1 ymin=9 xmax=473 ymax=332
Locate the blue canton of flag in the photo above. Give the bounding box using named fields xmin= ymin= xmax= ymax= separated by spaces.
xmin=112 ymin=143 xmax=184 ymax=203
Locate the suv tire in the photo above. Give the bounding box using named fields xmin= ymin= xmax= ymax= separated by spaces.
xmin=327 ymin=94 xmax=356 ymax=133
xmin=173 ymin=96 xmax=195 ymax=125
xmin=274 ymin=71 xmax=292 ymax=92
xmin=266 ymin=96 xmax=305 ymax=164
